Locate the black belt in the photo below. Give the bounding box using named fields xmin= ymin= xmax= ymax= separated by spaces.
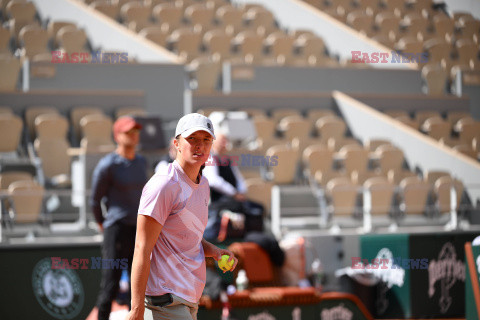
xmin=146 ymin=293 xmax=173 ymax=307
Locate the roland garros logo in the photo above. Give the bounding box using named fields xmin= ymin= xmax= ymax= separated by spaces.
xmin=428 ymin=242 xmax=465 ymax=313
xmin=321 ymin=304 xmax=353 ymax=320
xmin=32 ymin=258 xmax=84 ymax=319
xmin=247 ymin=311 xmax=276 ymax=320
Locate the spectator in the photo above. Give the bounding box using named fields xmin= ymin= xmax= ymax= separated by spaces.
xmin=90 ymin=116 xmax=149 ymax=320
xmin=203 ymin=132 xmax=264 ymax=241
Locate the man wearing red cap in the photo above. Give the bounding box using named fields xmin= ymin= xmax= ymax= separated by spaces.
xmin=90 ymin=115 xmax=149 ymax=320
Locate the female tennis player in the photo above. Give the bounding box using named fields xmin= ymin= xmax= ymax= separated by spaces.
xmin=127 ymin=113 xmax=237 ymax=320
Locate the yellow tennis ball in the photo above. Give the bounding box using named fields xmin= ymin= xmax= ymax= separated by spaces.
xmin=218 ymin=255 xmax=234 ymax=272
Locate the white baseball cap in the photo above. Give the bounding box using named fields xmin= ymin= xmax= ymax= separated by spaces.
xmin=175 ymin=113 xmax=216 ymax=139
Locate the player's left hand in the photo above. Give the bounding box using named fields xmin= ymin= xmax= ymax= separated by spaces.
xmin=215 ymin=248 xmax=238 ymax=272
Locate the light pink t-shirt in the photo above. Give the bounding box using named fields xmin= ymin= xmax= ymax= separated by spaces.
xmin=138 ymin=160 xmax=210 ymax=303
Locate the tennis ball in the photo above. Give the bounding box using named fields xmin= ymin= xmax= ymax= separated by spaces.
xmin=218 ymin=255 xmax=234 ymax=272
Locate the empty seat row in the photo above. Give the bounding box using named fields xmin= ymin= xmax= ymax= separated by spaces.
xmin=384 ymin=109 xmax=480 ymax=160
xmin=303 ymin=0 xmax=480 ymax=95
xmin=0 ymin=106 xmax=146 ymax=189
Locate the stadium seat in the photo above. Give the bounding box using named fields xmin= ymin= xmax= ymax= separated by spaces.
xmin=18 ymin=25 xmax=50 ymax=61
xmin=421 ymin=117 xmax=451 ymax=140
xmin=422 ymin=63 xmax=448 ymax=95
xmin=338 ymin=144 xmax=369 ymax=175
xmin=291 ymin=137 xmax=324 ymax=155
xmin=295 ymin=34 xmax=327 ymax=64
xmin=363 ymin=176 xmax=395 ymax=215
xmin=79 ymin=114 xmax=115 ymax=152
xmin=401 ymin=13 xmax=429 ymax=40
xmin=264 ymin=32 xmax=295 ymax=64
xmin=395 ymin=115 xmax=420 ymax=129
xmin=326 ymin=177 xmax=358 ymax=216
xmin=184 ymin=3 xmax=215 ymax=28
xmin=139 ymin=25 xmax=169 ymax=47
xmin=253 ymin=116 xmax=276 ymax=141
xmin=232 ymin=30 xmax=264 ymax=64
xmin=243 ymin=7 xmax=277 ymax=36
xmin=152 ymin=3 xmax=183 ymax=30
xmin=302 ymin=144 xmax=334 ymax=179
xmin=34 ymin=113 xmax=69 ymax=140
xmin=424 ymin=170 xmax=450 ymax=186
xmin=215 ymin=4 xmax=244 ymax=35
xmin=306 ymin=109 xmax=334 ymax=129
xmin=315 ymin=116 xmax=346 ymax=144
xmin=399 ymin=176 xmax=430 ymax=215
xmin=446 ymin=111 xmax=471 ymax=126
xmin=203 ymin=29 xmax=233 ymax=60
xmin=456 ymin=39 xmax=479 ymax=65
xmin=424 ymin=39 xmax=453 ymax=64
xmin=374 ymin=12 xmax=401 ymax=41
xmin=168 ymin=27 xmax=202 ymax=62
xmin=245 ymin=178 xmax=273 ymax=215
xmin=270 ymin=108 xmax=300 ymax=124
xmin=381 ymin=0 xmax=406 ymax=17
xmin=327 ymin=137 xmax=361 ymax=152
xmin=387 ymin=169 xmax=417 ymax=185
xmin=188 ymin=56 xmax=222 ymax=92
xmin=57 ymin=26 xmax=89 ymax=54
xmin=458 ymin=19 xmax=480 ymax=41
xmin=315 ymin=170 xmax=349 ymax=187
xmin=0 ymin=55 xmax=21 ymax=91
xmin=8 ymin=180 xmax=44 ymax=224
xmin=265 ymin=145 xmax=299 ymax=184
xmin=457 ymin=120 xmax=480 ymax=144
xmin=0 ymin=114 xmax=23 ymax=158
xmin=414 ymin=110 xmax=441 ymax=127
xmin=277 ymin=115 xmax=310 ymax=141
xmin=34 ymin=126 xmax=72 ymax=187
xmin=453 ymin=144 xmax=478 ymax=159
xmin=365 ymin=138 xmax=391 ymax=152
xmin=351 ymin=170 xmax=385 ymax=185
xmin=0 ymin=26 xmax=11 ymax=55
xmin=5 ymin=0 xmax=35 ymax=21
xmin=70 ymin=106 xmax=104 ymax=143
xmin=90 ymin=0 xmax=119 ymax=20
xmin=375 ymin=144 xmax=404 ymax=174
xmin=0 ymin=171 xmax=34 ymax=191
xmin=47 ymin=21 xmax=77 ymax=48
xmin=432 ymin=15 xmax=455 ymax=42
xmin=25 ymin=106 xmax=59 ymax=141
xmin=346 ymin=11 xmax=375 ymax=37
xmin=434 ymin=176 xmax=464 ymax=213
xmin=120 ymin=2 xmax=151 ymax=25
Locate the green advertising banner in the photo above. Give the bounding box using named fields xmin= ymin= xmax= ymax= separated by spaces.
xmin=360 ymin=233 xmax=410 ymax=318
xmin=466 ymin=243 xmax=480 ymax=320
xmin=360 ymin=231 xmax=477 ymax=319
xmin=0 ymin=243 xmax=102 ymax=320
